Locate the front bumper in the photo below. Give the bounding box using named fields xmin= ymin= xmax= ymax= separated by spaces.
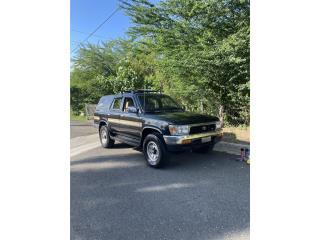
xmin=163 ymin=129 xmax=223 ymax=152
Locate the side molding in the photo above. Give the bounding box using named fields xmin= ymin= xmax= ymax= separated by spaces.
xmin=108 ymin=117 xmax=142 ymax=128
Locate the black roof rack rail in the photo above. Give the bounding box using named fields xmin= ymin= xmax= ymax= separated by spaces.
xmin=135 ymin=89 xmax=161 ymax=93
xmin=121 ymin=90 xmax=134 ymax=93
xmin=121 ymin=89 xmax=162 ymax=94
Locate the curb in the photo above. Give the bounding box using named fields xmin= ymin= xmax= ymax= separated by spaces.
xmin=215 ymin=141 xmax=250 ymax=156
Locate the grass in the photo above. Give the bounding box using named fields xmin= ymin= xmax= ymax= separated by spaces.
xmin=223 ymin=126 xmax=250 ymax=144
xmin=70 ymin=112 xmax=87 ymax=122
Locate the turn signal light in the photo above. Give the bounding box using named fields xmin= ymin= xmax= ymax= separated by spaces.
xmin=181 ymin=139 xmax=192 ymax=144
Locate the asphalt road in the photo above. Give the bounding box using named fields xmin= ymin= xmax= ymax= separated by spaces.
xmin=71 ymin=141 xmax=250 ymax=240
xmin=71 ymin=120 xmax=97 ymax=139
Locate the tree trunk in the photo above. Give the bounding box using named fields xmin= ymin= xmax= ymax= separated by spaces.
xmin=200 ymin=100 xmax=204 ymax=113
xmin=219 ymin=105 xmax=224 ymax=124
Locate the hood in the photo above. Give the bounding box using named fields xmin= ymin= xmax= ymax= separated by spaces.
xmin=144 ymin=111 xmax=219 ymax=125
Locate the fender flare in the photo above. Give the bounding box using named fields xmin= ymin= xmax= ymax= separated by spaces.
xmin=98 ymin=120 xmax=110 ymax=129
xmin=142 ymin=126 xmax=162 ymax=134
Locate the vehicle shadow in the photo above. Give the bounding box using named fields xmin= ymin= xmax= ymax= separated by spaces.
xmin=71 ymin=150 xmax=250 ymax=240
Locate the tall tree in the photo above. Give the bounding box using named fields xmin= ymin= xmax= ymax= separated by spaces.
xmin=70 ymin=39 xmax=157 ymax=112
xmin=121 ymin=0 xmax=250 ymax=124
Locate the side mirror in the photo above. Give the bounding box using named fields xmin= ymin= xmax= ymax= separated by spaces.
xmin=128 ymin=106 xmax=138 ymax=114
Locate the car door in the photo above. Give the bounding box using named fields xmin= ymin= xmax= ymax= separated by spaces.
xmin=108 ymin=97 xmax=123 ymax=134
xmin=118 ymin=96 xmax=143 ymax=142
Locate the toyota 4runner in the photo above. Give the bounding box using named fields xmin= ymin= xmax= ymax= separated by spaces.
xmin=94 ymin=90 xmax=223 ymax=168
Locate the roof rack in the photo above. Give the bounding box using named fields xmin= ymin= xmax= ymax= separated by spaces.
xmin=121 ymin=89 xmax=162 ymax=94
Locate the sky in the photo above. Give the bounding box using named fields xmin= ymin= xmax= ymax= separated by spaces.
xmin=70 ymin=0 xmax=132 ymax=55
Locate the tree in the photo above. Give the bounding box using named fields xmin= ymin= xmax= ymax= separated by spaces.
xmin=121 ymin=0 xmax=250 ymax=124
xmin=70 ymin=39 xmax=157 ymax=113
xmin=70 ymin=0 xmax=250 ymax=125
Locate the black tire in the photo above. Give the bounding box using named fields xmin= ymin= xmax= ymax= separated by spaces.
xmin=143 ymin=133 xmax=169 ymax=168
xmin=192 ymin=144 xmax=214 ymax=153
xmin=99 ymin=125 xmax=114 ymax=148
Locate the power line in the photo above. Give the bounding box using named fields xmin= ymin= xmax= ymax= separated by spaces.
xmin=71 ymin=7 xmax=120 ymax=53
xmin=71 ymin=29 xmax=105 ymax=39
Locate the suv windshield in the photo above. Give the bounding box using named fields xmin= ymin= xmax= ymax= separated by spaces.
xmin=138 ymin=94 xmax=182 ymax=112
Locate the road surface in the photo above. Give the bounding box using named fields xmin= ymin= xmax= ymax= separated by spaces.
xmin=71 ymin=129 xmax=250 ymax=240
xmin=70 ymin=120 xmax=97 ymax=138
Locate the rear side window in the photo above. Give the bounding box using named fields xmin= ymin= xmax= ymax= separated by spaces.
xmin=112 ymin=98 xmax=122 ymax=110
xmin=96 ymin=95 xmax=113 ymax=112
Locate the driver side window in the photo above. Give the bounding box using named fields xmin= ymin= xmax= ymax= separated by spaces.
xmin=123 ymin=97 xmax=135 ymax=112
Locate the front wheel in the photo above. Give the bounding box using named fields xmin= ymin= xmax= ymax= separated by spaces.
xmin=99 ymin=125 xmax=114 ymax=148
xmin=143 ymin=133 xmax=169 ymax=168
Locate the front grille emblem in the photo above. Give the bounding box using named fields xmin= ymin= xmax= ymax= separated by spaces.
xmin=202 ymin=126 xmax=207 ymax=131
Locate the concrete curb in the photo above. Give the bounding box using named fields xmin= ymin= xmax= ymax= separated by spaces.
xmin=70 ymin=134 xmax=99 ymax=157
xmin=70 ymin=120 xmax=93 ymax=126
xmin=71 ymin=134 xmax=98 ymax=148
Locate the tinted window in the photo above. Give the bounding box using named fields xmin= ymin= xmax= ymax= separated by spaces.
xmin=102 ymin=96 xmax=113 ymax=107
xmin=138 ymin=94 xmax=181 ymax=112
xmin=96 ymin=95 xmax=113 ymax=112
xmin=112 ymin=98 xmax=122 ymax=110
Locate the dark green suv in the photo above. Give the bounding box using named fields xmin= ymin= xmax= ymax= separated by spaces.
xmin=94 ymin=90 xmax=223 ymax=168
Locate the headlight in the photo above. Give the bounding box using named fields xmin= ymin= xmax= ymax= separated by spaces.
xmin=215 ymin=121 xmax=222 ymax=129
xmin=168 ymin=125 xmax=189 ymax=135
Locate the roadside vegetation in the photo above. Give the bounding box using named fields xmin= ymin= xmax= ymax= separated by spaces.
xmin=70 ymin=111 xmax=87 ymax=122
xmin=71 ymin=0 xmax=250 ymax=133
xmin=223 ymin=125 xmax=250 ymax=144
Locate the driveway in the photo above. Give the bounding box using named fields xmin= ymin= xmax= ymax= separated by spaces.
xmin=71 ymin=143 xmax=250 ymax=240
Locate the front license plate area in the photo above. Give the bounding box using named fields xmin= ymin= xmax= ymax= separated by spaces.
xmin=201 ymin=136 xmax=211 ymax=143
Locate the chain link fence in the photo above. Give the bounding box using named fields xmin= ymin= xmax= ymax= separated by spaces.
xmin=84 ymin=104 xmax=97 ymax=120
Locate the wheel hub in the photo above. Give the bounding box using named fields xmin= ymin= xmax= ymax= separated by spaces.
xmin=101 ymin=129 xmax=107 ymax=144
xmin=146 ymin=141 xmax=159 ymax=165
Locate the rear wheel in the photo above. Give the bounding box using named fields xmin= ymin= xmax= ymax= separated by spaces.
xmin=99 ymin=125 xmax=114 ymax=148
xmin=143 ymin=133 xmax=169 ymax=168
